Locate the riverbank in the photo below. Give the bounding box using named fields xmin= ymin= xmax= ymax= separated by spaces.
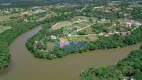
xmin=0 ymin=25 xmax=142 ymax=80
xmin=80 ymin=47 xmax=142 ymax=80
xmin=0 ymin=9 xmax=80 ymax=70
xmin=0 ymin=24 xmax=141 ymax=80
xmin=26 ymin=25 xmax=142 ymax=60
xmin=0 ymin=22 xmax=40 ymax=70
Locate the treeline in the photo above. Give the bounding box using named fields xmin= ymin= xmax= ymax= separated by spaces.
xmin=0 ymin=21 xmax=40 ymax=70
xmin=132 ymin=7 xmax=142 ymax=20
xmin=82 ymin=4 xmax=125 ymax=19
xmin=25 ymin=12 xmax=47 ymax=20
xmin=80 ymin=47 xmax=142 ymax=80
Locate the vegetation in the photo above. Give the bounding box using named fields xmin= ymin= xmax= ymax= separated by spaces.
xmin=0 ymin=3 xmax=85 ymax=70
xmin=91 ymin=23 xmax=111 ymax=34
xmin=26 ymin=2 xmax=142 ymax=60
xmin=132 ymin=8 xmax=142 ymax=20
xmin=80 ymin=47 xmax=142 ymax=80
xmin=0 ymin=0 xmax=142 ymax=74
xmin=134 ymin=71 xmax=142 ymax=80
xmin=28 ymin=25 xmax=142 ymax=60
xmin=0 ymin=20 xmax=40 ymax=70
xmin=0 ymin=25 xmax=11 ymax=33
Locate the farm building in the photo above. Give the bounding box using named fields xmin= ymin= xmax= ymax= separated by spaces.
xmin=60 ymin=38 xmax=70 ymax=48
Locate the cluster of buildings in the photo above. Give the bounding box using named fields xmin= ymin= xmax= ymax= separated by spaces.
xmin=124 ymin=20 xmax=142 ymax=27
xmin=0 ymin=8 xmax=24 ymax=14
xmin=51 ymin=36 xmax=70 ymax=48
xmin=55 ymin=3 xmax=78 ymax=8
xmin=26 ymin=7 xmax=47 ymax=14
xmin=60 ymin=38 xmax=70 ymax=48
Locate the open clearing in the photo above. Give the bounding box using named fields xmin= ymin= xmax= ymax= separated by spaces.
xmin=129 ymin=4 xmax=142 ymax=7
xmin=51 ymin=16 xmax=91 ymax=30
xmin=0 ymin=13 xmax=20 ymax=21
xmin=52 ymin=21 xmax=72 ymax=30
xmin=0 ymin=25 xmax=11 ymax=33
xmin=50 ymin=16 xmax=139 ymax=42
xmin=70 ymin=35 xmax=98 ymax=42
xmin=73 ymin=21 xmax=93 ymax=28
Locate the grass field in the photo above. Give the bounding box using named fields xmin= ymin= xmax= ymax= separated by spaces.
xmin=73 ymin=21 xmax=93 ymax=28
xmin=51 ymin=16 xmax=91 ymax=30
xmin=0 ymin=13 xmax=20 ymax=21
xmin=129 ymin=4 xmax=142 ymax=8
xmin=52 ymin=21 xmax=72 ymax=30
xmin=70 ymin=35 xmax=98 ymax=42
xmin=82 ymin=27 xmax=93 ymax=34
xmin=51 ymin=16 xmax=132 ymax=43
xmin=0 ymin=25 xmax=11 ymax=33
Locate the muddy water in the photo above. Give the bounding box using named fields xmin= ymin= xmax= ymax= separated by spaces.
xmin=0 ymin=26 xmax=141 ymax=80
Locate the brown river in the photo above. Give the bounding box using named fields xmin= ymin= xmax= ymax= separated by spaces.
xmin=0 ymin=26 xmax=141 ymax=80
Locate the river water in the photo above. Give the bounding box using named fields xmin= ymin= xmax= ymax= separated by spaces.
xmin=0 ymin=26 xmax=141 ymax=80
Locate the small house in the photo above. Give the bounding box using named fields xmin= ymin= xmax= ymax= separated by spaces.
xmin=94 ymin=6 xmax=104 ymax=9
xmin=125 ymin=22 xmax=132 ymax=27
xmin=124 ymin=20 xmax=134 ymax=27
xmin=51 ymin=35 xmax=56 ymax=39
xmin=133 ymin=22 xmax=141 ymax=27
xmin=100 ymin=18 xmax=106 ymax=22
xmin=60 ymin=38 xmax=70 ymax=48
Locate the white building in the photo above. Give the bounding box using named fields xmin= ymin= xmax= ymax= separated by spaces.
xmin=125 ymin=22 xmax=132 ymax=27
xmin=133 ymin=22 xmax=142 ymax=27
xmin=100 ymin=18 xmax=106 ymax=22
xmin=51 ymin=35 xmax=56 ymax=39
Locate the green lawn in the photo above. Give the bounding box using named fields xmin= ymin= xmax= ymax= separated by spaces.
xmin=51 ymin=16 xmax=91 ymax=30
xmin=129 ymin=4 xmax=142 ymax=8
xmin=73 ymin=21 xmax=93 ymax=28
xmin=52 ymin=21 xmax=72 ymax=30
xmin=0 ymin=13 xmax=20 ymax=21
xmin=70 ymin=35 xmax=98 ymax=42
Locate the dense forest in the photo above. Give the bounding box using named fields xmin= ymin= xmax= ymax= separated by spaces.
xmin=80 ymin=46 xmax=142 ymax=80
